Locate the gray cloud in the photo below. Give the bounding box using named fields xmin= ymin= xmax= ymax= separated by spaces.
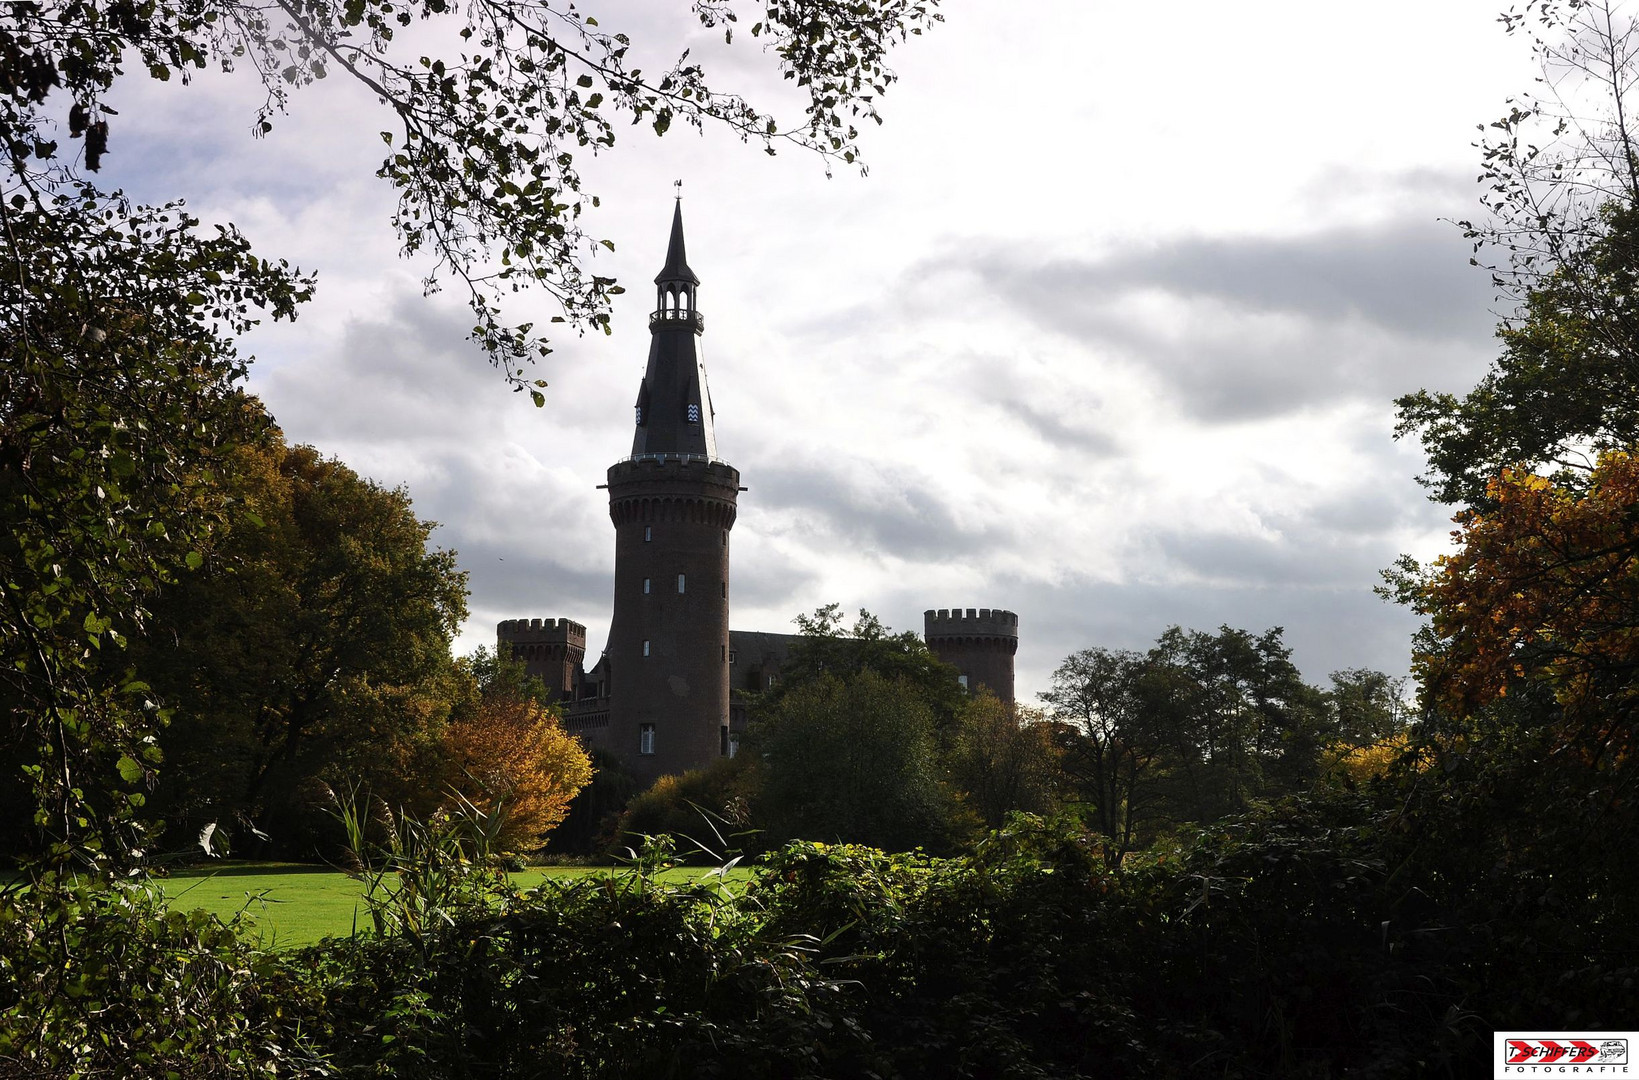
xmin=991 ymin=573 xmax=1425 ymax=708
xmin=260 ymin=296 xmax=506 ymax=442
xmin=957 ymin=216 xmax=1497 ymax=423
xmin=993 ymin=394 xmax=1120 ymax=457
xmin=752 ymin=459 xmax=1019 ymax=562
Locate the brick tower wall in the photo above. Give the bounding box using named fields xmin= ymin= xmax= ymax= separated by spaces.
xmin=924 ymin=608 xmax=1019 ymax=705
xmin=605 ymin=456 xmax=740 ymax=785
xmin=496 ymin=617 xmax=588 ymax=703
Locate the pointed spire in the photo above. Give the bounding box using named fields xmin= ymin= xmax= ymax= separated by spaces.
xmin=654 ymin=198 xmax=699 ymax=286
xmin=632 ymin=197 xmax=717 ymax=460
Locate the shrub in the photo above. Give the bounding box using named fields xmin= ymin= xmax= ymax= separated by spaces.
xmin=611 ymin=755 xmax=761 ymax=862
xmin=0 ymin=875 xmax=312 ymax=1078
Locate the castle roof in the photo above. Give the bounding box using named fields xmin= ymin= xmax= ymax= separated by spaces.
xmin=631 ymin=199 xmax=719 ymax=461
xmin=653 ymin=200 xmax=699 ymax=286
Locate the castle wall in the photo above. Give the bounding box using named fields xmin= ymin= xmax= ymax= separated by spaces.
xmin=924 ymin=608 xmax=1019 ymax=705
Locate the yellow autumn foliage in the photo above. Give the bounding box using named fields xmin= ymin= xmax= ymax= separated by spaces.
xmin=1325 ymin=732 xmax=1411 ymax=785
xmin=440 ymin=696 xmax=593 ymax=851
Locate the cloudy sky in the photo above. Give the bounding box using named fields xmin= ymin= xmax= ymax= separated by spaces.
xmin=99 ymin=1 xmax=1534 ymax=703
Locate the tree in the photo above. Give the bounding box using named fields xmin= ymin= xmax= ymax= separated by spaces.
xmin=0 ymin=195 xmax=311 ymax=865
xmin=466 ymin=643 xmax=551 ymax=705
xmin=1383 ymin=10 xmax=1639 ymax=1028
xmin=1041 ymin=647 xmax=1163 ymax=859
xmin=1142 ymin=625 xmax=1330 ymax=822
xmin=439 ymin=694 xmax=592 ymax=851
xmin=945 ymin=692 xmax=1059 ymax=831
xmin=134 ymin=430 xmax=470 ymax=853
xmin=1323 ymin=668 xmax=1410 ymax=747
xmin=751 ymin=669 xmax=964 ymax=852
xmin=771 ymin=604 xmax=968 ymax=734
xmin=4 ymin=0 xmax=942 ymax=388
xmin=1416 ymin=452 xmax=1639 ymax=729
xmin=1044 ymin=627 xmax=1338 ymax=857
xmin=1396 ymin=1 xmax=1639 ymax=505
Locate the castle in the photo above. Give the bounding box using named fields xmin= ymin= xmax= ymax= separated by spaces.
xmin=500 ymin=202 xmax=1019 ymax=783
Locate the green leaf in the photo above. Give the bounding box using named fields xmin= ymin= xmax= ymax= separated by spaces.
xmin=116 ymin=755 xmax=143 ymax=783
xmin=185 ymin=551 xmax=204 ymax=570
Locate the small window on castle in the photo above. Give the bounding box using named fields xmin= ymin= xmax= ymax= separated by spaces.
xmin=721 ymin=581 xmax=726 ymax=598
xmin=635 ymin=405 xmax=644 ymax=426
xmin=958 ymin=674 xmax=969 ymax=690
xmin=644 ymin=526 xmax=652 ymax=542
xmin=687 ymin=403 xmax=700 ymax=423
xmin=720 ymin=725 xmax=729 ymax=757
xmin=643 ymin=640 xmax=651 ymax=657
xmin=639 ymin=724 xmax=655 ymax=755
xmin=729 ymin=649 xmax=738 ymax=665
xmin=643 ymin=577 xmax=651 ymax=595
xmin=677 ymin=574 xmax=686 ymax=594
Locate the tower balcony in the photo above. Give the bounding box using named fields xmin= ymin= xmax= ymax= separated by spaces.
xmin=649 ymin=308 xmax=705 ymax=333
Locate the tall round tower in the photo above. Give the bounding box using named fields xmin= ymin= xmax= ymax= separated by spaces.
xmin=924 ymin=608 xmax=1019 ymax=705
xmin=604 ymin=201 xmax=740 ymax=784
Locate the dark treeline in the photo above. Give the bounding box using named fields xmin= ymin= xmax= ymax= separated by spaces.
xmin=612 ymin=607 xmax=1406 ymax=867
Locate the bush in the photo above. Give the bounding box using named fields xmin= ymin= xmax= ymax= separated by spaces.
xmin=0 ymin=876 xmax=311 ymax=1078
xmin=611 ymin=755 xmax=761 ymax=862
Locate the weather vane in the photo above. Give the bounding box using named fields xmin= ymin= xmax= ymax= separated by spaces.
xmin=674 ymin=179 xmax=682 ymax=201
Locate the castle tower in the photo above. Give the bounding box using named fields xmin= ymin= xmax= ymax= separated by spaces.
xmin=603 ymin=201 xmax=740 ymax=783
xmin=496 ymin=617 xmax=587 ymax=702
xmin=925 ymin=608 xmax=1019 ymax=705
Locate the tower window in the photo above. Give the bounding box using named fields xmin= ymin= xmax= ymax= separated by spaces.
xmin=640 ymin=724 xmax=655 ymax=755
xmin=958 ymin=674 xmax=969 ymax=690
xmin=635 ymin=405 xmax=644 ymax=426
xmin=720 ymin=725 xmax=729 ymax=757
xmin=721 ymin=581 xmax=726 ymax=598
xmin=644 ymin=526 xmax=652 ymax=542
xmin=643 ymin=577 xmax=651 ymax=594
xmin=643 ymin=640 xmax=650 ymax=657
xmin=677 ymin=574 xmax=686 ymax=594
xmin=687 ymin=403 xmax=700 ymax=423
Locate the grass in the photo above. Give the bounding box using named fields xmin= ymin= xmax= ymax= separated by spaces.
xmin=159 ymin=861 xmax=753 ymax=948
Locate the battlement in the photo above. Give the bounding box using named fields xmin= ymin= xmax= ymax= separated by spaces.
xmin=496 ymin=617 xmax=588 ymax=647
xmin=924 ymin=608 xmax=1020 ymax=640
xmin=608 ymin=455 xmax=740 ymax=485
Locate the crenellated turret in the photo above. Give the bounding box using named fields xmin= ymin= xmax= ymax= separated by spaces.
xmin=924 ymin=608 xmax=1019 ymax=704
xmin=496 ymin=617 xmax=588 ymax=702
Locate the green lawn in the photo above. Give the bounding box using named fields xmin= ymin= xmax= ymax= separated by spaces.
xmin=159 ymin=862 xmax=750 ymax=948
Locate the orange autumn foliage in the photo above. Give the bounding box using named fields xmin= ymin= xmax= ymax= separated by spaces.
xmin=1420 ymin=450 xmax=1639 ymax=726
xmin=439 ymin=696 xmax=594 ymax=851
